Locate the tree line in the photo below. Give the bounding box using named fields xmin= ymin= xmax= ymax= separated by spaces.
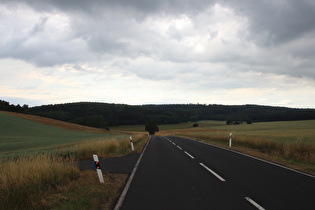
xmin=0 ymin=100 xmax=29 ymax=113
xmin=1 ymin=100 xmax=315 ymax=128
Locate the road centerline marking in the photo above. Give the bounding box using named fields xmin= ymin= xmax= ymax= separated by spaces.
xmin=184 ymin=151 xmax=195 ymax=159
xmin=177 ymin=146 xmax=182 ymax=150
xmin=199 ymin=162 xmax=226 ymax=182
xmin=245 ymin=197 xmax=265 ymax=210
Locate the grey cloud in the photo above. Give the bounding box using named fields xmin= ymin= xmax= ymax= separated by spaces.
xmin=3 ymin=0 xmax=315 ymax=45
xmin=31 ymin=16 xmax=48 ymax=36
xmin=1 ymin=0 xmax=214 ymax=16
xmin=223 ymin=0 xmax=315 ymax=45
xmin=1 ymin=0 xmax=314 ymax=80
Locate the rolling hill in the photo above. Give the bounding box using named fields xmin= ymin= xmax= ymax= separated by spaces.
xmin=0 ymin=111 xmax=113 ymax=158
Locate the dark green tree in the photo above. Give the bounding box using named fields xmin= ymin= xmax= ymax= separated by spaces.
xmin=145 ymin=120 xmax=159 ymax=135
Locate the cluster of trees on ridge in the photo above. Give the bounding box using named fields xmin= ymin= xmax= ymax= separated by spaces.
xmin=1 ymin=100 xmax=315 ymax=129
xmin=0 ymin=100 xmax=29 ymax=113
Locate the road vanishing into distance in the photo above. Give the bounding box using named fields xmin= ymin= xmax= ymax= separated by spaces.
xmin=118 ymin=136 xmax=315 ymax=210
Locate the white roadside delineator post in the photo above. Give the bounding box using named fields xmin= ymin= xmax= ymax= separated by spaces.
xmin=229 ymin=132 xmax=232 ymax=147
xmin=130 ymin=136 xmax=134 ymax=151
xmin=93 ymin=154 xmax=104 ymax=183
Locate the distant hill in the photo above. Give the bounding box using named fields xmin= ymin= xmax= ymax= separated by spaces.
xmin=2 ymin=100 xmax=315 ymax=128
xmin=0 ymin=111 xmax=111 ymax=157
xmin=29 ymin=102 xmax=315 ymax=128
xmin=1 ymin=111 xmax=109 ymax=133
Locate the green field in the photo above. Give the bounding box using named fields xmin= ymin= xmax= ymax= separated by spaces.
xmin=112 ymin=120 xmax=315 ymax=145
xmin=197 ymin=120 xmax=315 ymax=144
xmin=0 ymin=112 xmax=126 ymax=158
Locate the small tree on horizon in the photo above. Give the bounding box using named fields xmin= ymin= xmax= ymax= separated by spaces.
xmin=145 ymin=120 xmax=159 ymax=135
xmin=193 ymin=123 xmax=199 ymax=127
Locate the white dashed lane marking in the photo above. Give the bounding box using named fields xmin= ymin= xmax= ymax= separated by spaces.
xmin=199 ymin=162 xmax=226 ymax=182
xmin=245 ymin=197 xmax=265 ymax=210
xmin=184 ymin=151 xmax=195 ymax=159
xmin=165 ymin=136 xmax=267 ymax=208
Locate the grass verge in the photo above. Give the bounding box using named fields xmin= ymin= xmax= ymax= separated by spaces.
xmin=39 ymin=171 xmax=128 ymax=210
xmin=57 ymin=134 xmax=148 ymax=160
xmin=0 ymin=155 xmax=79 ymax=209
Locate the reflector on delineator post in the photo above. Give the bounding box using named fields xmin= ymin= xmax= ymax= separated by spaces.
xmin=94 ymin=161 xmax=100 ymax=169
xmin=93 ymin=154 xmax=104 ymax=183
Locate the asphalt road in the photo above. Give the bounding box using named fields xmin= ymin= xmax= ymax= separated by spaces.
xmin=119 ymin=136 xmax=315 ymax=210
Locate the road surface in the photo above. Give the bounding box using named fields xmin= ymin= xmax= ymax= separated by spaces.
xmin=119 ymin=136 xmax=315 ymax=209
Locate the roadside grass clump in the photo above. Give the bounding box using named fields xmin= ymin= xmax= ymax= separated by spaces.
xmin=0 ymin=155 xmax=79 ymax=209
xmin=282 ymin=140 xmax=315 ymax=164
xmin=60 ymin=134 xmax=147 ymax=160
xmin=71 ymin=139 xmax=121 ymax=160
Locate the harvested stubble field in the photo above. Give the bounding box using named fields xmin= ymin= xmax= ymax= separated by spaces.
xmin=0 ymin=111 xmax=148 ymax=209
xmin=175 ymin=120 xmax=315 ymax=175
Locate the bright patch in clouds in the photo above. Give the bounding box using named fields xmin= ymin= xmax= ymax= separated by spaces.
xmin=1 ymin=0 xmax=315 ymax=108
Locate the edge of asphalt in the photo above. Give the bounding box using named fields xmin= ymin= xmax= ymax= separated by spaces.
xmin=114 ymin=136 xmax=152 ymax=210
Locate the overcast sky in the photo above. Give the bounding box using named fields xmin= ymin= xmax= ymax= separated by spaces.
xmin=1 ymin=0 xmax=315 ymax=108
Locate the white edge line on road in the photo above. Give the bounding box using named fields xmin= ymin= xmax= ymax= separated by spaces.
xmin=199 ymin=162 xmax=226 ymax=182
xmin=184 ymin=151 xmax=195 ymax=159
xmin=176 ymin=136 xmax=315 ymax=179
xmin=245 ymin=197 xmax=265 ymax=210
xmin=114 ymin=136 xmax=152 ymax=210
xmin=177 ymin=146 xmax=182 ymax=150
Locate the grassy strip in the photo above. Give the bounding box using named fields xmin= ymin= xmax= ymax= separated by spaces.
xmin=0 ymin=135 xmax=148 ymax=209
xmin=57 ymin=134 xmax=147 ymax=160
xmin=39 ymin=171 xmax=128 ymax=210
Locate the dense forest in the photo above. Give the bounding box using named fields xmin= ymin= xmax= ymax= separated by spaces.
xmin=1 ymin=100 xmax=315 ymax=128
